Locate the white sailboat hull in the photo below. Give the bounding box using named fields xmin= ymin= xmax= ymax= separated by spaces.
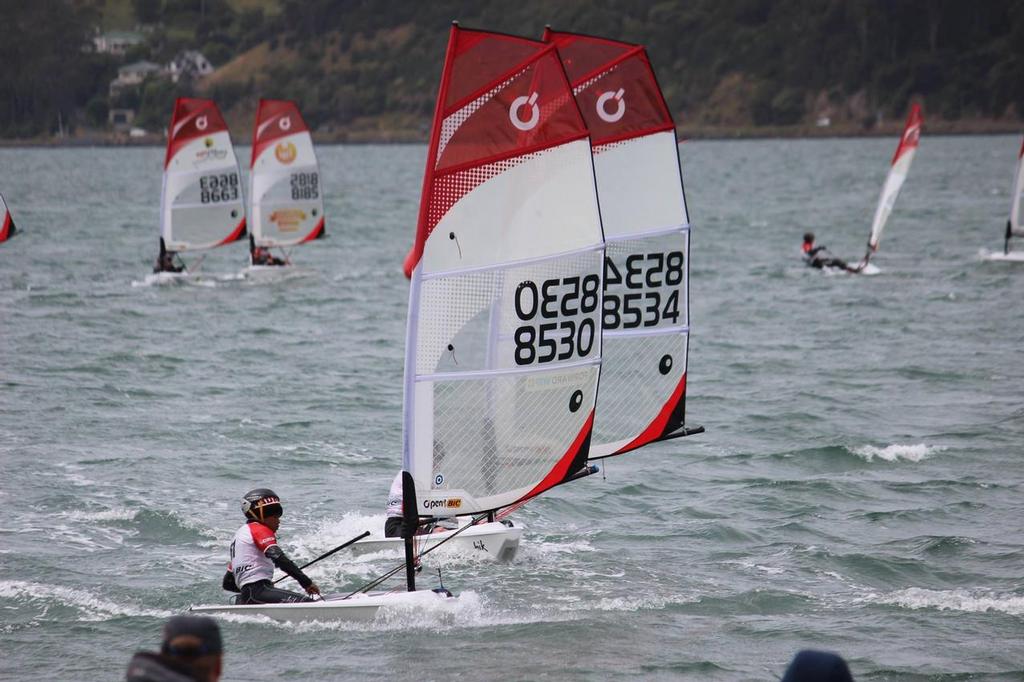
xmin=981 ymin=250 xmax=1024 ymax=262
xmin=351 ymin=521 xmax=522 ymax=562
xmin=190 ymin=588 xmax=455 ymax=623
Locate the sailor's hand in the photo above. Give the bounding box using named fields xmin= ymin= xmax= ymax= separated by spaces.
xmin=305 ymin=582 xmax=321 ymax=597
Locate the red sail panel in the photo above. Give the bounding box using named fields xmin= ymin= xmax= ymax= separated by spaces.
xmin=406 ymin=25 xmax=588 ymax=275
xmin=251 ymin=99 xmax=310 ymax=168
xmin=544 ymin=30 xmax=675 ymax=146
xmin=892 ymin=103 xmax=922 ymax=165
xmin=164 ymin=98 xmax=229 ymax=169
xmin=0 ymin=213 xmax=13 ymax=242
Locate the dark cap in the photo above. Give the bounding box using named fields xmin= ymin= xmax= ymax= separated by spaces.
xmin=161 ymin=615 xmax=222 ymax=658
xmin=803 ymin=232 xmax=815 ymax=243
xmin=781 ymin=650 xmax=853 ymax=682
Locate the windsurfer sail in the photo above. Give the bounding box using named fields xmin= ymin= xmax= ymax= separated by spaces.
xmin=248 ymin=99 xmax=325 ymax=266
xmin=0 ymin=192 xmax=16 ymax=242
xmin=1002 ymin=136 xmax=1024 ymax=256
xmin=403 ymin=24 xmax=605 ymax=517
xmin=544 ymin=29 xmax=702 ymax=458
xmin=856 ymin=103 xmax=922 ymax=270
xmin=157 ymin=98 xmax=246 ymax=272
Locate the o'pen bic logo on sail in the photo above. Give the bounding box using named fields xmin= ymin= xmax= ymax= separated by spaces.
xmin=509 ymin=91 xmax=540 ymax=131
xmin=596 ymin=88 xmax=626 ymax=123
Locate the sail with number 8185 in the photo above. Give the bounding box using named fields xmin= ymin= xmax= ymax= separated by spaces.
xmin=403 ymin=25 xmax=605 ymax=516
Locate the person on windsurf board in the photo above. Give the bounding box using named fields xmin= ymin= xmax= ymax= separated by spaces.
xmin=248 ymin=234 xmax=286 ymax=267
xmin=801 ymin=233 xmax=860 ymax=272
xmin=154 ymin=238 xmax=185 ymax=274
xmin=221 ymin=488 xmax=321 ymax=604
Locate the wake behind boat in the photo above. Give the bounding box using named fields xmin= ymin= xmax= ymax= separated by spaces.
xmin=243 ymin=99 xmax=325 ymax=276
xmin=982 ymin=135 xmax=1024 ymax=262
xmin=148 ymin=98 xmax=247 ymax=284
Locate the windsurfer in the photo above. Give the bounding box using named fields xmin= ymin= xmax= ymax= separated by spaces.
xmin=384 ymin=471 xmax=455 ymax=538
xmin=221 ymin=488 xmax=321 ymax=604
xmin=154 ymin=238 xmax=185 ymax=273
xmin=801 ymin=233 xmax=858 ymax=272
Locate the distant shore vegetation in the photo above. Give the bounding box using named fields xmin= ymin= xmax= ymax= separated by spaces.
xmin=2 ymin=0 xmax=1022 ymax=143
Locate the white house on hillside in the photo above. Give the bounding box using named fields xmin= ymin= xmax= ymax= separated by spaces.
xmin=167 ymin=51 xmax=215 ymax=83
xmin=109 ymin=61 xmax=163 ymax=95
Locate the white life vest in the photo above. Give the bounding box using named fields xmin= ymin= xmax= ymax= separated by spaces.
xmin=228 ymin=521 xmax=278 ymax=587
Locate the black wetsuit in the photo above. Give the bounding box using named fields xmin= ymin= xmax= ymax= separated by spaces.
xmin=804 ymin=245 xmax=851 ymax=271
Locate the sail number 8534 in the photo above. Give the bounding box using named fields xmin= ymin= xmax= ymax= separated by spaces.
xmin=514 ymin=274 xmax=599 ymax=366
xmin=603 ymin=251 xmax=684 ymax=329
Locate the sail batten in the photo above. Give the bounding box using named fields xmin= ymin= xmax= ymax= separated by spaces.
xmin=546 ymin=29 xmax=695 ymax=459
xmin=160 ymin=98 xmax=246 ymax=252
xmin=403 ymin=26 xmax=604 ymax=517
xmin=249 ymin=99 xmax=325 ymax=248
xmin=1009 ymin=136 xmax=1024 ymax=239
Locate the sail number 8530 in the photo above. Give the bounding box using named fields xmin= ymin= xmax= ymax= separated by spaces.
xmin=513 ymin=274 xmax=599 ymax=366
xmin=603 ymin=251 xmax=683 ymax=330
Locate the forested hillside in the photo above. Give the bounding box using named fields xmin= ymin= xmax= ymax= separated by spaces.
xmin=3 ymin=0 xmax=1022 ymax=141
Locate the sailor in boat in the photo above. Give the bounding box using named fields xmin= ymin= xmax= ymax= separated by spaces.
xmin=249 ymin=236 xmax=286 ymax=266
xmin=125 ymin=614 xmax=223 ymax=682
xmin=801 ymin=232 xmax=856 ymax=272
xmin=220 ymin=488 xmax=321 ymax=604
xmin=154 ymin=238 xmax=185 ymax=274
xmin=384 ymin=470 xmax=455 ymax=538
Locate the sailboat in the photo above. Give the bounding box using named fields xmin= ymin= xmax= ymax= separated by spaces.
xmin=984 ymin=136 xmax=1024 ymax=262
xmin=544 ymin=30 xmax=703 ymax=458
xmin=152 ymin=98 xmax=246 ymax=282
xmin=193 ymin=23 xmax=603 ymax=622
xmin=0 ymin=192 xmax=16 ymax=242
xmin=245 ymin=99 xmax=325 ymax=275
xmin=851 ymin=103 xmax=922 ymax=273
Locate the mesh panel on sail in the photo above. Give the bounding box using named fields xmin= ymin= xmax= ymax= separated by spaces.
xmin=430 ymin=365 xmax=598 ymax=501
xmin=593 ymin=332 xmax=687 ymax=447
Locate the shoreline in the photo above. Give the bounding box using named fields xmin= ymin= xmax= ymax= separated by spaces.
xmin=1 ymin=120 xmax=1019 ymax=148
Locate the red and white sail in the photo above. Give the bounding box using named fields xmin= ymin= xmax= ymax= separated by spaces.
xmin=0 ymin=192 xmax=15 ymax=242
xmin=160 ymin=98 xmax=246 ymax=251
xmin=867 ymin=104 xmax=922 ymax=253
xmin=250 ymin=99 xmax=325 ymax=248
xmin=546 ymin=30 xmax=695 ymax=458
xmin=403 ymin=25 xmax=604 ymax=515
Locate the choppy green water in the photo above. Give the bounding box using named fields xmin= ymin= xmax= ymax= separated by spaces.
xmin=1 ymin=136 xmax=1022 ymax=681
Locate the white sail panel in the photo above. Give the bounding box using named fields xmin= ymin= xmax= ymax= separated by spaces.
xmin=403 ymin=27 xmax=603 ymax=516
xmin=250 ymin=100 xmax=325 ymax=247
xmin=1010 ymin=136 xmax=1024 ymax=236
xmin=868 ymin=104 xmax=922 ymax=250
xmin=161 ymin=99 xmax=246 ymax=252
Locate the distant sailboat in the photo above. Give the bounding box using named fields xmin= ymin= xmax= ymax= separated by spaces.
xmin=154 ymin=98 xmax=246 ymax=280
xmin=984 ymin=136 xmax=1024 ymax=262
xmin=0 ymin=193 xmax=16 ymax=242
xmin=247 ymin=99 xmax=325 ymax=272
xmin=544 ymin=29 xmax=703 ymax=458
xmin=855 ymin=103 xmax=922 ymax=272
